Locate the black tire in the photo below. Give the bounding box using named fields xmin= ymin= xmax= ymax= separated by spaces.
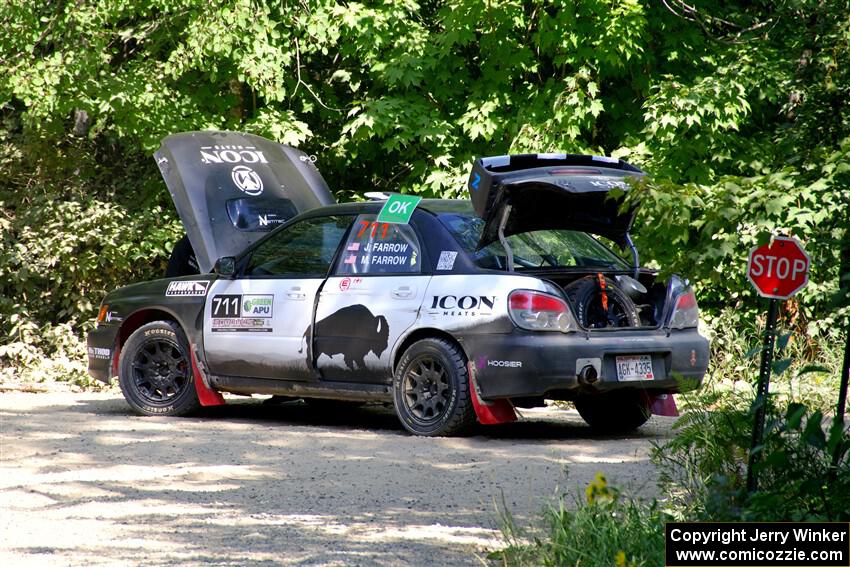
xmin=575 ymin=391 xmax=651 ymax=433
xmin=118 ymin=321 xmax=200 ymax=416
xmin=393 ymin=338 xmax=475 ymax=436
xmin=564 ymin=275 xmax=640 ymax=328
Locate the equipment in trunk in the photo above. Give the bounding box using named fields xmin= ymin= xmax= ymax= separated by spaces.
xmin=565 ymin=275 xmax=640 ymax=329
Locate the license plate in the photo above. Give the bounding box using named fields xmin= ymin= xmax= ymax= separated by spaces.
xmin=616 ymin=355 xmax=654 ymax=381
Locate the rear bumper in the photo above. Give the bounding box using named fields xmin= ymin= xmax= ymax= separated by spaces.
xmin=463 ymin=328 xmax=709 ymax=399
xmin=86 ymin=325 xmax=118 ymax=383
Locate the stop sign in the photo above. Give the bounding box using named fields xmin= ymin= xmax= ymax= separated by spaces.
xmin=747 ymin=236 xmax=810 ymax=299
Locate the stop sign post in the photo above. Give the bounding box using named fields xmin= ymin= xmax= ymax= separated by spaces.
xmin=745 ymin=236 xmax=810 ymax=492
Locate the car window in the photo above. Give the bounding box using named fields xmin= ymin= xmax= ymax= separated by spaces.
xmin=439 ymin=212 xmax=628 ymax=270
xmin=334 ymin=214 xmax=422 ymax=275
xmin=246 ymin=215 xmax=352 ymax=277
xmin=225 ymin=197 xmax=298 ymax=232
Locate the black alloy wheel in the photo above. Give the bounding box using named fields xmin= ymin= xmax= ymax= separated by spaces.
xmin=403 ymin=357 xmax=450 ymax=423
xmin=118 ymin=321 xmax=200 ymax=416
xmin=393 ymin=338 xmax=475 ymax=436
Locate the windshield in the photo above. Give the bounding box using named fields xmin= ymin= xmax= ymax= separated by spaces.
xmin=439 ymin=211 xmax=630 ymax=270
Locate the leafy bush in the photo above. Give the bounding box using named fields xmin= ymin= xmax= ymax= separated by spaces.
xmin=701 ymin=308 xmax=844 ymax=411
xmin=494 ymin=473 xmax=667 ymax=567
xmin=653 ymin=391 xmax=850 ymax=522
xmin=0 ymin=321 xmax=92 ymax=388
xmin=1 ymin=1 xmax=848 ymax=387
xmin=495 ymin=365 xmax=848 ymax=564
xmin=624 ymin=169 xmax=850 ymax=337
xmin=747 ymin=404 xmax=850 ymax=521
xmin=0 ymin=129 xmax=181 ymax=384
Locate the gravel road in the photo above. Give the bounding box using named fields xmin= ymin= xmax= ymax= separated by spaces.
xmin=0 ymin=388 xmax=676 ymax=566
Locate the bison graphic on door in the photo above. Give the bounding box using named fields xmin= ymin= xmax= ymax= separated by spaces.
xmin=302 ymin=305 xmax=390 ymax=370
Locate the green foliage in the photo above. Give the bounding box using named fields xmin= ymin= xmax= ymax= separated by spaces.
xmin=625 ymin=162 xmax=850 ymax=334
xmin=748 ymin=404 xmax=850 ymax=521
xmin=701 ymin=308 xmax=844 ymax=411
xmin=1 ymin=0 xmax=849 ymax=384
xmin=7 ymin=1 xmax=842 ymax=193
xmin=0 ymin=128 xmax=179 ymax=383
xmin=655 ymin=317 xmax=848 ymax=522
xmin=506 ymin=392 xmax=849 ymax=564
xmin=653 ymin=390 xmax=850 ymax=522
xmin=0 ymin=321 xmax=94 ymax=388
xmin=494 ymin=473 xmax=667 ymax=567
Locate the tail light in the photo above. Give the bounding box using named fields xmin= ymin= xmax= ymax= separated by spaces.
xmin=668 ymin=288 xmax=699 ymax=329
xmin=508 ymin=290 xmax=576 ymax=333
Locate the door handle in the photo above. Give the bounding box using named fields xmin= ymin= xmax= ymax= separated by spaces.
xmin=287 ymin=286 xmax=306 ymax=300
xmin=391 ymin=285 xmax=414 ymax=299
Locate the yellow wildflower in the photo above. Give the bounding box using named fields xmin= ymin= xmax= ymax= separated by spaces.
xmin=585 ymin=472 xmax=616 ymax=505
xmin=615 ymin=550 xmax=636 ymax=567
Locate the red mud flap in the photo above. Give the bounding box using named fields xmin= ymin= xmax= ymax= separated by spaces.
xmin=191 ymin=346 xmax=225 ymax=406
xmin=648 ymin=393 xmax=678 ymax=417
xmin=467 ymin=362 xmax=517 ymax=425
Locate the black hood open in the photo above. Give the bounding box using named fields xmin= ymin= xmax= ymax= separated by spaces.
xmin=155 ymin=131 xmax=335 ymax=273
xmin=468 ymin=153 xmax=645 ymax=249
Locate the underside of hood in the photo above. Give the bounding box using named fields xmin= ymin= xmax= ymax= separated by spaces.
xmin=468 ymin=153 xmax=645 ymax=249
xmin=155 ymin=131 xmax=335 ymax=273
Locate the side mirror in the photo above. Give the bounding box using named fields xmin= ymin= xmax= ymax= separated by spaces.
xmin=214 ymin=256 xmax=236 ymax=278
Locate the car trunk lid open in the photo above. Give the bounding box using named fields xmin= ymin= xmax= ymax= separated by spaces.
xmin=468 ymin=153 xmax=645 ymax=253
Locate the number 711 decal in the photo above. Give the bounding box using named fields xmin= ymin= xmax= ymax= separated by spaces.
xmin=357 ymin=221 xmax=391 ymax=239
xmin=211 ymin=294 xmax=274 ymax=318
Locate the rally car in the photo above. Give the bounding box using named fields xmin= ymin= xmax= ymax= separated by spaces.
xmin=87 ymin=131 xmax=709 ymax=436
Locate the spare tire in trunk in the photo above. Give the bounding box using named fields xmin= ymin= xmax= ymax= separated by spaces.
xmin=564 ymin=275 xmax=640 ymax=328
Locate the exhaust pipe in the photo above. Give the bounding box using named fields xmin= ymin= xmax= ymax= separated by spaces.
xmin=578 ymin=364 xmax=599 ymax=385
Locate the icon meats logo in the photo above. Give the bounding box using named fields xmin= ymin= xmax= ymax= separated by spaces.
xmin=199 ymin=146 xmax=269 ymax=165
xmin=165 ymin=280 xmax=210 ymax=297
xmin=430 ymin=295 xmax=497 ymax=317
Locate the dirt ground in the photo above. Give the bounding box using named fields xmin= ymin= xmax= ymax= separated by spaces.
xmin=0 ymin=387 xmax=676 ymax=566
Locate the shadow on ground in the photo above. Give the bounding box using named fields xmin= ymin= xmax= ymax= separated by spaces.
xmin=1 ymin=391 xmax=674 ymax=566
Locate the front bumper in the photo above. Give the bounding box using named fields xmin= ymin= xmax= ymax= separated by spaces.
xmin=463 ymin=328 xmax=709 ymax=399
xmin=86 ymin=324 xmax=119 ymax=383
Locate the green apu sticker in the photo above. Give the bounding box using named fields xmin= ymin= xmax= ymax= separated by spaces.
xmin=376 ymin=193 xmax=422 ymax=224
